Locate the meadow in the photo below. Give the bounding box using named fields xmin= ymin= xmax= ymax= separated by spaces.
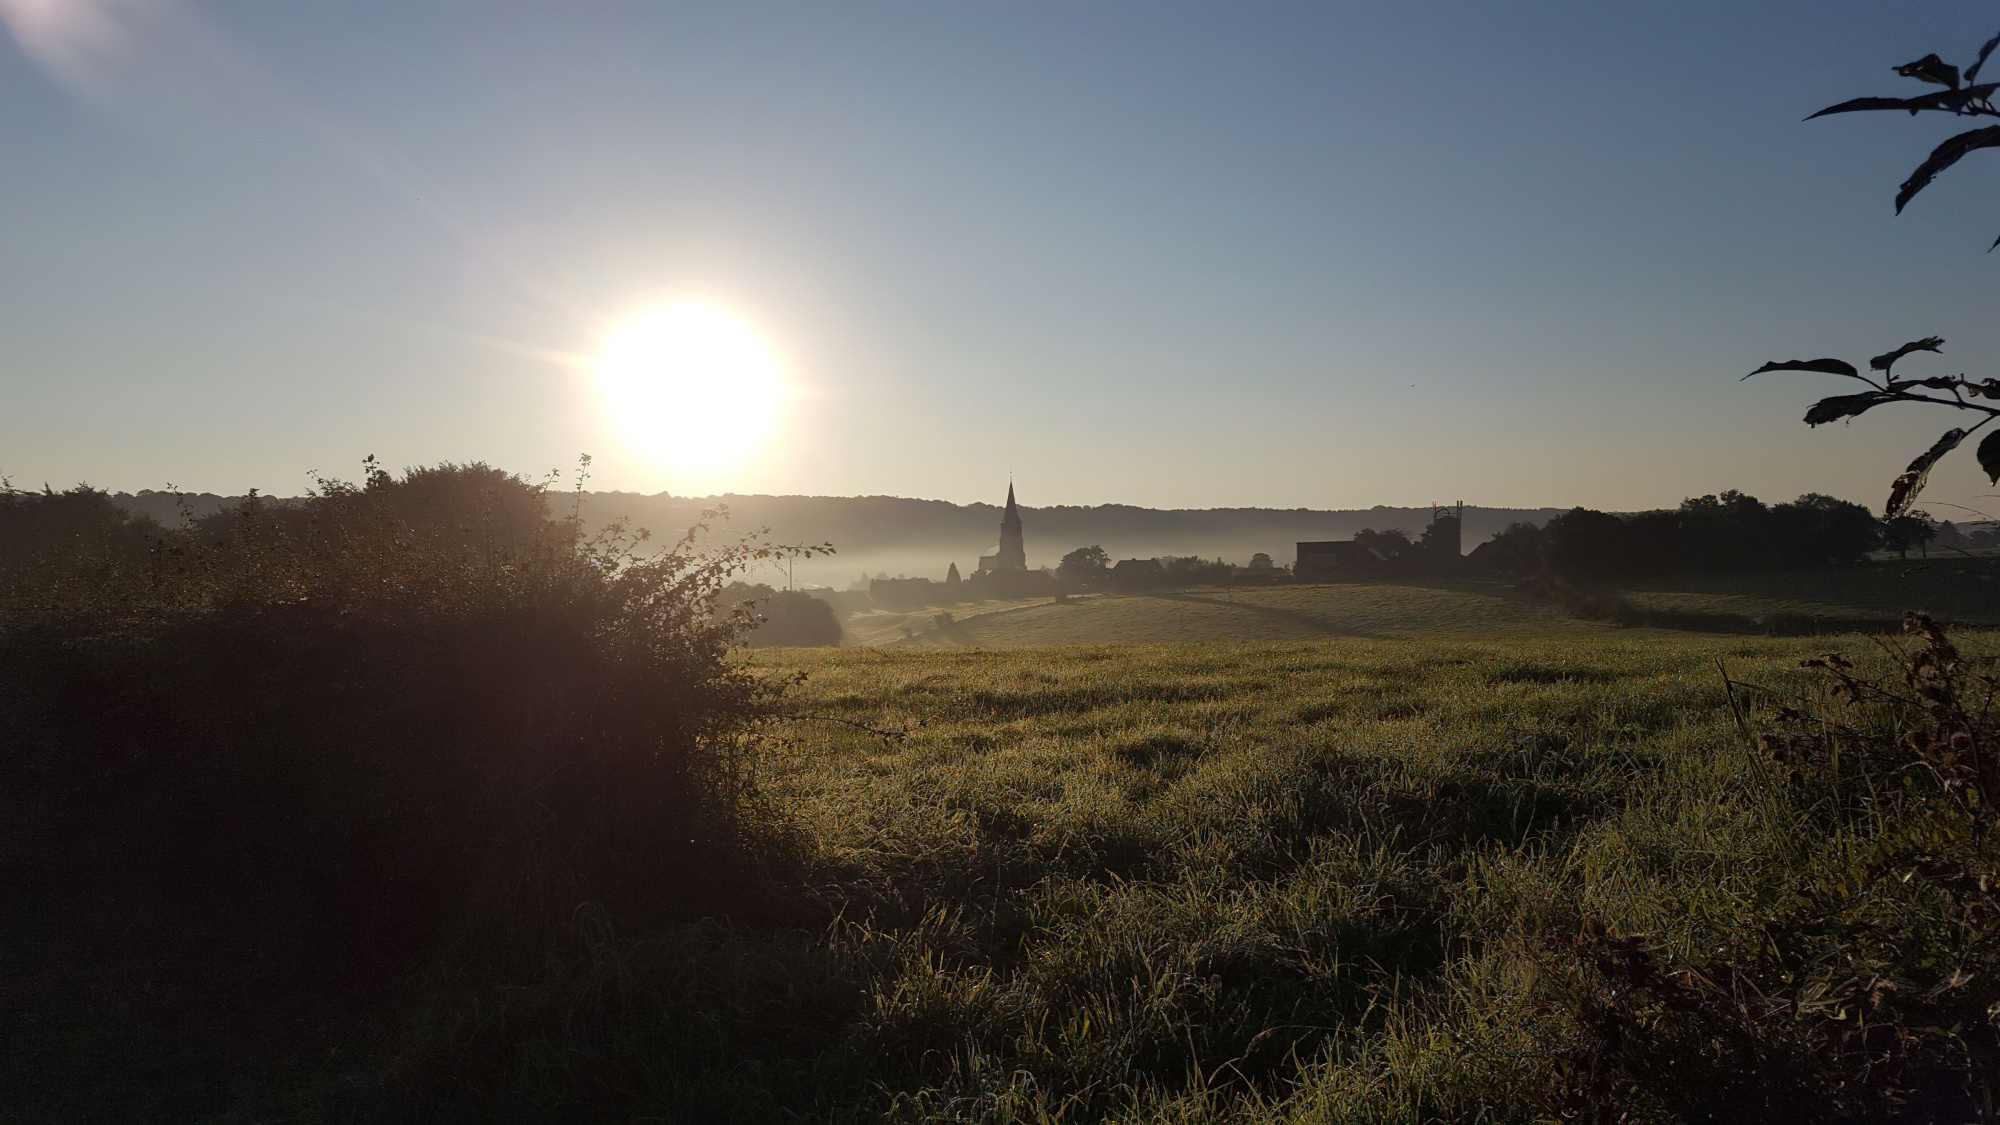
xmin=5 ymin=474 xmax=1997 ymax=1121
xmin=839 ymin=559 xmax=2000 ymax=649
xmin=185 ymin=628 xmax=1990 ymax=1121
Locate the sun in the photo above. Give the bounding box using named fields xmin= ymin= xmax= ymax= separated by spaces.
xmin=592 ymin=300 xmax=788 ymax=483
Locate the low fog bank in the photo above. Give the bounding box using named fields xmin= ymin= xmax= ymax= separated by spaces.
xmin=102 ymin=487 xmax=1565 ymax=591
xmin=578 ymin=493 xmax=1567 ymax=590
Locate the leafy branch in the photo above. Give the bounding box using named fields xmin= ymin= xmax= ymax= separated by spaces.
xmin=1806 ymin=30 xmax=2000 ymax=246
xmin=1743 ymin=337 xmax=2000 ymax=517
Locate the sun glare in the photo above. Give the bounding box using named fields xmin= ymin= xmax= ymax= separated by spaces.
xmin=593 ymin=301 xmax=788 ymax=484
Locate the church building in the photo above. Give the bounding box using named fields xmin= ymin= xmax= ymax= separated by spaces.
xmin=977 ymin=483 xmax=1027 ymax=573
xmin=970 ymin=482 xmax=1055 ymax=598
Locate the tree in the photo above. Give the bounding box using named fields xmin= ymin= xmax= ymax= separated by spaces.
xmin=1743 ymin=337 xmax=2000 ymax=519
xmin=1881 ymin=514 xmax=1939 ymax=560
xmin=1247 ymin=552 xmax=1275 ymax=570
xmin=1543 ymin=508 xmax=1631 ymax=578
xmin=1480 ymin=521 xmax=1548 ymax=574
xmin=744 ymin=589 xmax=842 ymax=647
xmin=1746 ymin=28 xmax=2000 ymax=518
xmin=1804 ymin=28 xmax=2000 ymax=249
xmin=1058 ymin=544 xmax=1110 ymax=582
xmin=1769 ymin=493 xmax=1881 ymax=567
xmin=0 ymin=482 xmax=160 ymax=575
xmin=1351 ymin=528 xmax=1413 ymax=565
xmin=1159 ymin=555 xmax=1231 ymax=586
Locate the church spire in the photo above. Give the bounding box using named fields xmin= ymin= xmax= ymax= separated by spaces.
xmin=997 ymin=480 xmax=1026 ymax=570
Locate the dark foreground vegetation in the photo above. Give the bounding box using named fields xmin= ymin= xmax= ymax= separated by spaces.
xmin=4 ymin=465 xmax=2000 ymax=1122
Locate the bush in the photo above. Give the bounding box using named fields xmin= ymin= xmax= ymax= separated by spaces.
xmin=0 ymin=460 xmax=818 ymax=999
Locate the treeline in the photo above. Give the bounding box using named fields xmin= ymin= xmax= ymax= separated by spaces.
xmin=1478 ymin=491 xmax=1885 ymax=578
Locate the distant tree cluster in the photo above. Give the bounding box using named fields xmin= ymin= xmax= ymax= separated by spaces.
xmin=1057 ymin=545 xmax=1110 ymax=583
xmin=1481 ymin=492 xmax=1881 ymax=579
xmin=0 ymin=483 xmax=161 ymax=577
xmin=1158 ymin=556 xmax=1233 ymax=585
xmin=1334 ymin=525 xmax=1463 ymax=576
xmin=718 ymin=581 xmax=843 ymax=647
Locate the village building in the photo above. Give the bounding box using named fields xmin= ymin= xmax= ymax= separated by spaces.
xmin=976 ymin=483 xmax=1027 ymax=574
xmin=1295 ymin=502 xmax=1466 ymax=580
xmin=1109 ymin=557 xmax=1168 ymax=589
xmin=1293 ymin=541 xmax=1387 ymax=580
xmin=970 ymin=482 xmax=1054 ymax=598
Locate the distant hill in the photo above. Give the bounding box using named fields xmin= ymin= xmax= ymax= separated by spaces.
xmin=107 ymin=487 xmax=1567 ymax=590
xmin=566 ymin=493 xmax=1567 ymax=588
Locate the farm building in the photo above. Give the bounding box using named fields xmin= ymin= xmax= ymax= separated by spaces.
xmin=1293 ymin=541 xmax=1387 ymax=580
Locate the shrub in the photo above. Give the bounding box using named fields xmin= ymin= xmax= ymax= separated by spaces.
xmin=0 ymin=459 xmax=823 ymax=999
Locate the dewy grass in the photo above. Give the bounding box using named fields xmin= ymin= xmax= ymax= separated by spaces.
xmin=9 ymin=483 xmax=1998 ymax=1124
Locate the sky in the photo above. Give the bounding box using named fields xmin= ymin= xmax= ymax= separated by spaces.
xmin=6 ymin=1 xmax=2000 ymax=521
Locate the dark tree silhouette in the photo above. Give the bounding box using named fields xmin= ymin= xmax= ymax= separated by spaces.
xmin=1743 ymin=338 xmax=2000 ymax=518
xmin=747 ymin=589 xmax=842 ymax=647
xmin=1480 ymin=522 xmax=1548 ymax=574
xmin=1058 ymin=545 xmax=1111 ymax=582
xmin=1881 ymin=514 xmax=1940 ymax=560
xmin=1804 ymin=28 xmax=2000 ymax=247
xmin=1747 ymin=28 xmax=2000 ymax=517
xmin=1483 ymin=494 xmax=1878 ymax=579
xmin=1351 ymin=528 xmax=1413 ymax=565
xmin=0 ymin=483 xmax=160 ymax=573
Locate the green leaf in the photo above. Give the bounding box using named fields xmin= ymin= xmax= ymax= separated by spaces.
xmin=1885 ymin=428 xmax=1967 ymax=517
xmin=1805 ymin=392 xmax=1895 ymax=427
xmin=1895 ymin=53 xmax=1961 ymax=89
xmin=1897 ymin=125 xmax=2000 ymax=213
xmin=1978 ymin=430 xmax=2000 ymax=485
xmin=1743 ymin=357 xmax=1860 ymax=381
xmin=1868 ymin=337 xmax=1945 ymax=374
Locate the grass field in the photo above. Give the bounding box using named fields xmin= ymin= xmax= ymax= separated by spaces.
xmin=15 ymin=477 xmax=1997 ymax=1119
xmin=10 ymin=583 xmax=2000 ymax=1119
xmin=288 ymin=626 xmax=1990 ymax=1122
xmin=837 ymin=559 xmax=2000 ymax=649
xmin=847 ymin=583 xmax=1604 ymax=647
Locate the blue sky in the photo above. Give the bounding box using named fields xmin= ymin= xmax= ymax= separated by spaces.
xmin=5 ymin=1 xmax=2000 ymax=521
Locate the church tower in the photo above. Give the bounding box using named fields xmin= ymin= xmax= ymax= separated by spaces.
xmin=996 ymin=482 xmax=1026 ymax=570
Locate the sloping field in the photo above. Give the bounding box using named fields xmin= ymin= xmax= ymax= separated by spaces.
xmin=840 ymin=596 xmax=1057 ymax=646
xmin=836 ymin=561 xmax=2000 ymax=648
xmin=857 ymin=581 xmax=1609 ymax=647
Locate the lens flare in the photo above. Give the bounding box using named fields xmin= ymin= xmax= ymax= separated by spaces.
xmin=592 ymin=301 xmax=788 ymax=484
xmin=0 ymin=0 xmax=138 ymax=90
